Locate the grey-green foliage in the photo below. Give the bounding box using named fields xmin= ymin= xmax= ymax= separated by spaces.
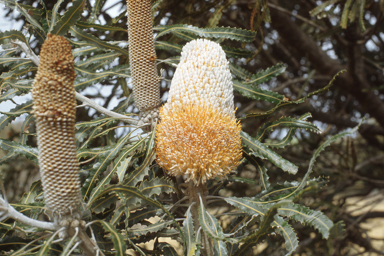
xmin=0 ymin=0 xmax=359 ymax=255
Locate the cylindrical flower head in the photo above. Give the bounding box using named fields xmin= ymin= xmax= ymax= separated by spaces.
xmin=156 ymin=39 xmax=242 ymax=184
xmin=32 ymin=34 xmax=81 ymax=217
xmin=163 ymin=39 xmax=235 ymax=118
xmin=127 ymin=0 xmax=161 ymax=123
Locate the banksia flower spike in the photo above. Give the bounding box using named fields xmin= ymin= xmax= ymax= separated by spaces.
xmin=32 ymin=34 xmax=81 ymax=219
xmin=127 ymin=0 xmax=161 ymax=125
xmin=156 ymin=39 xmax=242 ymax=184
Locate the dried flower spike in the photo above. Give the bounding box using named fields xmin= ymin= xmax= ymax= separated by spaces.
xmin=156 ymin=39 xmax=242 ymax=184
xmin=32 ymin=34 xmax=81 ymax=217
xmin=127 ymin=0 xmax=161 ymax=124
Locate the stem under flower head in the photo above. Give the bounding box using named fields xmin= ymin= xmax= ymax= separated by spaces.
xmin=187 ymin=181 xmax=213 ymax=256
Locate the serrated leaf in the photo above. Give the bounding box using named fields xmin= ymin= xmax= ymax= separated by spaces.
xmin=98 ymin=220 xmax=126 ymax=256
xmin=72 ymin=45 xmax=105 ymax=57
xmin=155 ymin=41 xmax=182 ymax=52
xmin=83 ymin=132 xmax=134 ymax=201
xmin=20 ymin=181 xmax=42 ymax=205
xmin=233 ymin=80 xmax=284 ymax=104
xmin=124 ymin=148 xmax=155 ymax=187
xmin=222 ymin=46 xmax=253 ymax=58
xmin=0 ymin=139 xmax=38 ymax=164
xmin=95 ymin=185 xmax=185 ymax=242
xmin=15 ymin=2 xmax=46 ymax=41
xmin=0 ymin=88 xmax=22 ymax=102
xmin=199 ymin=196 xmax=225 ymax=241
xmin=233 ymin=201 xmax=288 ymax=256
xmin=272 ymin=216 xmax=299 ymax=256
xmin=241 ymin=131 xmax=298 ymax=174
xmin=0 ymin=30 xmax=28 ymax=46
xmin=183 ymin=205 xmax=198 ymax=256
xmin=207 ymin=0 xmax=236 ymax=28
xmin=358 ymin=0 xmax=366 ymax=31
xmin=77 ymin=21 xmax=127 ymax=32
xmin=51 ymin=0 xmax=85 ymax=36
xmin=154 ymin=24 xmax=256 ymax=42
xmin=109 ymin=205 xmax=127 ymax=228
xmin=127 ymin=237 xmax=146 ymax=256
xmin=90 ymin=194 xmax=118 ymax=213
xmin=265 ymin=113 xmax=312 ymax=148
xmin=229 ymin=63 xmax=252 ymax=80
xmin=246 ymin=63 xmax=286 ymax=85
xmin=88 ymin=0 xmax=104 ymax=23
xmin=128 ymin=207 xmax=159 ymax=225
xmin=297 ymin=120 xmax=362 ymax=192
xmin=76 ymin=52 xmax=120 ymax=68
xmin=158 ymin=243 xmax=179 ymax=256
xmin=139 ymin=177 xmax=176 ymax=197
xmin=310 ymin=0 xmax=340 ymax=17
xmin=70 ymin=26 xmax=128 ymax=56
xmin=128 ymin=220 xmax=173 ymax=236
xmin=116 ymin=155 xmax=132 ymax=183
xmin=278 ymin=203 xmax=333 ymax=239
xmin=87 ymin=134 xmax=146 ymax=206
xmin=256 ymin=116 xmax=321 ymax=142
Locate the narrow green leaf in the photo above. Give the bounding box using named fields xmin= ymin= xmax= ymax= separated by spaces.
xmin=76 ymin=52 xmax=120 ymax=68
xmin=158 ymin=243 xmax=179 ymax=256
xmin=90 ymin=194 xmax=118 ymax=213
xmin=128 ymin=207 xmax=160 ymax=225
xmin=0 ymin=30 xmax=28 ymax=45
xmin=95 ymin=185 xmax=185 ymax=242
xmin=73 ymin=45 xmax=105 ymax=57
xmin=128 ymin=220 xmax=174 ymax=236
xmin=77 ymin=21 xmax=127 ymax=32
xmin=272 ymin=216 xmax=299 ymax=256
xmin=83 ymin=132 xmax=134 ymax=202
xmin=69 ymin=26 xmax=128 ymax=56
xmin=358 ymin=0 xmax=366 ymax=31
xmin=88 ymin=0 xmax=104 ymax=23
xmin=222 ymin=46 xmax=253 ymax=58
xmin=98 ymin=220 xmax=126 ymax=256
xmin=199 ymin=196 xmax=225 ymax=241
xmin=36 ymin=233 xmax=56 ymax=256
xmin=278 ymin=203 xmax=333 ymax=239
xmin=229 ymin=63 xmax=252 ymax=80
xmin=155 ymin=41 xmax=182 ymax=52
xmin=256 ymin=116 xmax=321 ymax=141
xmin=127 ymin=237 xmax=146 ymax=256
xmin=87 ymin=132 xmax=145 ymax=206
xmin=183 ymin=205 xmax=198 ymax=256
xmin=233 ymin=201 xmax=288 ymax=256
xmin=15 ymin=2 xmax=46 ymax=40
xmin=124 ymin=141 xmax=155 ymax=187
xmin=340 ymin=0 xmax=354 ymax=29
xmin=244 ymin=152 xmax=270 ymax=191
xmin=297 ymin=120 xmax=362 ymax=191
xmin=0 ymin=139 xmax=38 ymax=164
xmin=60 ymin=230 xmax=79 ymax=256
xmin=110 ymin=204 xmax=127 ymax=227
xmin=310 ymin=0 xmax=340 ymax=17
xmin=51 ymin=0 xmax=85 ymax=36
xmin=246 ymin=63 xmax=286 ymax=86
xmin=265 ymin=113 xmax=312 ymax=148
xmin=207 ymin=0 xmax=236 ymax=28
xmin=139 ymin=177 xmax=176 ymax=197
xmin=233 ymin=80 xmax=284 ymax=104
xmin=20 ymin=180 xmax=42 ymax=205
xmin=154 ymin=24 xmax=256 ymax=42
xmin=241 ymin=131 xmax=298 ymax=174
xmin=49 ymin=0 xmax=65 ymax=32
